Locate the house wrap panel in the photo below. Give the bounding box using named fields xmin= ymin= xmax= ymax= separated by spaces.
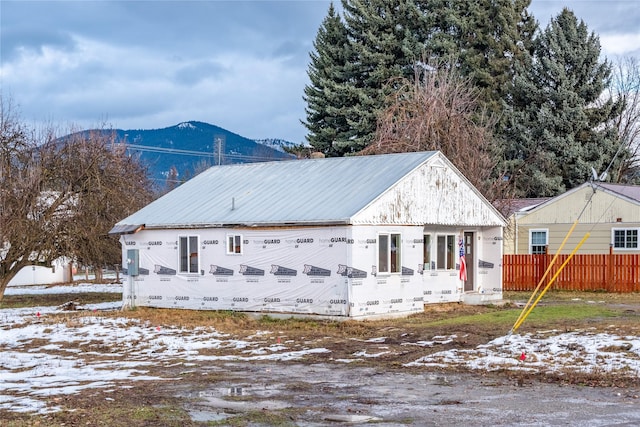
xmin=121 ymin=227 xmax=352 ymax=316
xmin=347 ymin=225 xmax=427 ymax=317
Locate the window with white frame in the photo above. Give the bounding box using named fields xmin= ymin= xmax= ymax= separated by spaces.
xmin=530 ymin=229 xmax=548 ymax=254
xmin=612 ymin=228 xmax=639 ymax=249
xmin=436 ymin=234 xmax=456 ymax=270
xmin=378 ymin=233 xmax=401 ymax=273
xmin=227 ymin=234 xmax=243 ymax=254
xmin=179 ymin=235 xmax=199 ymax=273
xmin=423 ymin=234 xmax=432 ymax=270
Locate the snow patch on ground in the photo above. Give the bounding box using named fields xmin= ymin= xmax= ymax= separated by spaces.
xmin=2 ymin=282 xmax=640 ymax=414
xmin=407 ymin=329 xmax=640 ymax=376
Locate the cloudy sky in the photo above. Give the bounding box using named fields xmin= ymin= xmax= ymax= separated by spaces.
xmin=1 ymin=1 xmax=639 ymax=144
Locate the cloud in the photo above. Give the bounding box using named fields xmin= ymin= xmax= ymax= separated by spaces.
xmin=0 ymin=1 xmax=329 ymax=142
xmin=528 ymin=0 xmax=640 ymax=58
xmin=1 ymin=1 xmax=638 ymax=143
xmin=174 ymin=60 xmax=228 ymax=86
xmin=600 ymin=33 xmax=640 ymax=57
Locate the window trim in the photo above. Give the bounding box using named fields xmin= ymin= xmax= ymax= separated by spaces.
xmin=529 ymin=229 xmax=548 ymax=254
xmin=226 ymin=234 xmax=243 ymax=255
xmin=377 ymin=232 xmax=401 ymax=274
xmin=423 ymin=234 xmax=432 ymax=270
xmin=178 ymin=235 xmax=200 ymax=274
xmin=611 ymin=228 xmax=639 ymax=250
xmin=435 ymin=234 xmax=456 ymax=271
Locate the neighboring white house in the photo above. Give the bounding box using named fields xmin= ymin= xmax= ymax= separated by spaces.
xmin=8 ymin=258 xmax=71 ymax=286
xmin=5 ymin=190 xmax=76 ymax=287
xmin=110 ymin=151 xmax=506 ymax=319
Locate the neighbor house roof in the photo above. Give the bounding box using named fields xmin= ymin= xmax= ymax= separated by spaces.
xmin=112 ymin=151 xmax=447 ymax=231
xmin=494 ymin=197 xmax=551 ymax=218
xmin=596 ymin=183 xmax=640 ymax=203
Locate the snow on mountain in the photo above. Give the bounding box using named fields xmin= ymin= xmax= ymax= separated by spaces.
xmin=176 ymin=122 xmax=197 ymax=130
xmin=253 ymin=138 xmax=306 ymax=153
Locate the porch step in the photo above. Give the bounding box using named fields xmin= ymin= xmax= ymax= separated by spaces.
xmin=462 ymin=291 xmax=506 ymax=306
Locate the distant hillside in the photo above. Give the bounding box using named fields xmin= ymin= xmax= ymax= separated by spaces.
xmin=253 ymin=138 xmax=305 ymax=153
xmin=76 ymin=121 xmax=295 ymax=186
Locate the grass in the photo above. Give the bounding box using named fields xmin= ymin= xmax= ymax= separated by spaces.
xmin=504 ymin=290 xmax=640 ymax=304
xmin=2 ymin=287 xmax=637 ymax=339
xmin=422 ymin=303 xmax=621 ymax=331
xmin=208 ymin=409 xmax=302 ymax=426
xmin=0 ymin=292 xmax=120 ymax=309
xmin=0 ymin=402 xmax=194 ymax=427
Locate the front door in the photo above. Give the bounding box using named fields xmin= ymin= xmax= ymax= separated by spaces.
xmin=464 ymin=232 xmax=475 ymax=291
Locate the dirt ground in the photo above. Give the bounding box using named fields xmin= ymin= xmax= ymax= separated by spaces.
xmin=3 ymin=291 xmax=640 ymax=426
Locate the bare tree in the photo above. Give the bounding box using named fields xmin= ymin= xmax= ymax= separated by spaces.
xmin=164 ymin=165 xmax=180 ymax=193
xmin=608 ymin=56 xmax=640 ymax=182
xmin=0 ymin=99 xmax=155 ymax=299
xmin=360 ymin=60 xmax=509 ymax=203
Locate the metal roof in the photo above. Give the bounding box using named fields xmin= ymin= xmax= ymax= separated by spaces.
xmin=113 ymin=151 xmax=438 ymax=230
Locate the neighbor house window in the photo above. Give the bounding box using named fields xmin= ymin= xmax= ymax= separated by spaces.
xmin=378 ymin=233 xmax=401 ymax=273
xmin=612 ymin=228 xmax=639 ymax=249
xmin=179 ymin=235 xmax=199 ymax=273
xmin=530 ymin=229 xmax=548 ymax=254
xmin=423 ymin=234 xmax=432 ymax=270
xmin=436 ymin=234 xmax=456 ymax=270
xmin=227 ymin=234 xmax=243 ymax=254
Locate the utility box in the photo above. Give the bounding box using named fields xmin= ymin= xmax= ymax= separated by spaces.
xmin=127 ymin=249 xmax=139 ymax=276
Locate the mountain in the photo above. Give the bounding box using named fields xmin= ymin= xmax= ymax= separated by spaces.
xmin=81 ymin=121 xmax=295 ymax=186
xmin=253 ymin=138 xmax=304 ymax=153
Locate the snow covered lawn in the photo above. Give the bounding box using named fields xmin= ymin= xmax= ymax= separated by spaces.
xmin=2 ymin=282 xmax=640 ymax=415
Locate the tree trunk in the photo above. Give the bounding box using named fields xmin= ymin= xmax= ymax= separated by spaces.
xmin=0 ymin=260 xmax=28 ymax=302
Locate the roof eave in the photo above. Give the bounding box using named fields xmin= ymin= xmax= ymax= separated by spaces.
xmin=108 ymin=224 xmax=145 ymax=235
xmin=137 ymin=219 xmax=353 ymax=230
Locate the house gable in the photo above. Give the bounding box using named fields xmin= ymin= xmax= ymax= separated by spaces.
xmin=353 ymin=153 xmax=505 ymax=226
xmin=519 ymin=183 xmax=640 ymax=225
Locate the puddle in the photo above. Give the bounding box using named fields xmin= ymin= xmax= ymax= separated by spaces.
xmin=185 ymin=384 xmax=293 ymax=423
xmin=228 ymin=386 xmax=244 ymax=396
xmin=188 ymin=408 xmax=232 ymax=423
xmin=179 ymin=362 xmax=640 ymax=426
xmin=324 ymin=414 xmax=382 ymax=423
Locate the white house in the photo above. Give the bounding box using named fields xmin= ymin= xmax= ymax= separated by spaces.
xmin=8 ymin=258 xmax=71 ymax=287
xmin=110 ymin=151 xmax=505 ymax=319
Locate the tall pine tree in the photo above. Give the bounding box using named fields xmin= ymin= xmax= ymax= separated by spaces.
xmin=503 ymin=8 xmax=622 ymax=197
xmin=416 ymin=0 xmax=536 ymax=117
xmin=457 ymin=0 xmax=536 ymax=116
xmin=303 ymin=3 xmax=356 ymax=156
xmin=338 ymin=0 xmax=427 ymax=153
xmin=303 ymin=0 xmax=536 ymax=156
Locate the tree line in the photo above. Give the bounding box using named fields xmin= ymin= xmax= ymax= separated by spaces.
xmin=303 ymin=0 xmax=639 ymax=200
xmin=0 ymin=99 xmax=155 ymax=300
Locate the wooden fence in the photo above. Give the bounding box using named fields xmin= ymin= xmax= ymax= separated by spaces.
xmin=503 ymin=254 xmax=640 ymax=292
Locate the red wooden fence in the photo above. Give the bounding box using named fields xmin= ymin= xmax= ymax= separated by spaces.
xmin=503 ymin=254 xmax=640 ymax=292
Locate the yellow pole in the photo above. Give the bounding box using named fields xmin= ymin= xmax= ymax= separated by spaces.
xmin=511 ymin=219 xmax=580 ymax=332
xmin=511 ymin=232 xmax=590 ymax=334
